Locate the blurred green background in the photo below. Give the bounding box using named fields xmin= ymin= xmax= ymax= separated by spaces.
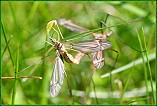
xmin=1 ymin=1 xmax=156 ymax=105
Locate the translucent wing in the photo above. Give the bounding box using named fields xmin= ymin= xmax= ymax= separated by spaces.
xmin=71 ymin=39 xmax=112 ymax=53
xmin=92 ymin=51 xmax=104 ymax=69
xmin=57 ymin=18 xmax=88 ymax=32
xmin=99 ymin=39 xmax=112 ymax=50
xmin=50 ymin=56 xmax=65 ymax=97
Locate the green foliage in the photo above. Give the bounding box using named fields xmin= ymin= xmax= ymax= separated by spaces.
xmin=1 ymin=1 xmax=156 ymax=105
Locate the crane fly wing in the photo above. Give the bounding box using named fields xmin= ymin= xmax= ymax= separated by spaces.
xmin=57 ymin=18 xmax=88 ymax=32
xmin=92 ymin=51 xmax=104 ymax=69
xmin=50 ymin=56 xmax=65 ymax=97
xmin=71 ymin=39 xmax=112 ymax=53
xmin=100 ymin=40 xmax=112 ymax=50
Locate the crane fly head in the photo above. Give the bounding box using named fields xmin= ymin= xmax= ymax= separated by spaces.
xmin=49 ymin=37 xmax=63 ymax=50
xmin=49 ymin=37 xmax=57 ymax=43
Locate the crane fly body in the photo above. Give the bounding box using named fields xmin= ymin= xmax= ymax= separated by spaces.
xmin=50 ymin=37 xmax=84 ymax=64
xmin=57 ymin=18 xmax=113 ymax=69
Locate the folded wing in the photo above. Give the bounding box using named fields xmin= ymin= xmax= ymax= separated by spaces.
xmin=71 ymin=39 xmax=112 ymax=53
xmin=57 ymin=18 xmax=88 ymax=32
xmin=50 ymin=56 xmax=65 ymax=97
xmin=92 ymin=51 xmax=104 ymax=69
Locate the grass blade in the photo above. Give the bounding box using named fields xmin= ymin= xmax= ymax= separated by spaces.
xmin=120 ymin=63 xmax=135 ymax=104
xmin=1 ymin=21 xmax=15 ymax=69
xmin=11 ymin=44 xmax=19 ymax=104
xmin=40 ymin=29 xmax=49 ymax=104
xmin=101 ymin=53 xmax=155 ymax=78
xmin=136 ymin=28 xmax=149 ymax=104
xmin=1 ymin=35 xmax=13 ymax=58
xmin=141 ymin=27 xmax=156 ymax=104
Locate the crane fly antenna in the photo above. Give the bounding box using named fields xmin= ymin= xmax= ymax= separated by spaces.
xmin=21 ymin=27 xmax=54 ymax=46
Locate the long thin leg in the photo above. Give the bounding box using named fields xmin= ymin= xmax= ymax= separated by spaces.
xmin=65 ymin=52 xmax=84 ymax=64
xmin=69 ymin=65 xmax=79 ymax=90
xmin=49 ymin=19 xmax=93 ymax=43
xmin=56 ymin=22 xmax=64 ymax=40
xmin=66 ymin=76 xmax=74 ymax=104
xmin=100 ymin=14 xmax=110 ymax=34
xmin=108 ymin=48 xmax=119 ymax=103
xmin=18 ymin=46 xmax=55 ymax=83
xmin=100 ymin=21 xmax=145 ymax=53
xmin=91 ymin=78 xmax=99 ymax=104
xmin=108 ymin=48 xmax=119 ymax=71
xmin=18 ymin=53 xmax=54 ymax=74
xmin=22 ymin=27 xmax=54 ymax=46
xmin=104 ymin=14 xmax=110 ymax=25
xmin=87 ymin=68 xmax=98 ymax=104
xmin=47 ymin=20 xmax=65 ymax=41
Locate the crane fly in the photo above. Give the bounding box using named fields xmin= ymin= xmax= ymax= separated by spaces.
xmin=57 ymin=18 xmax=113 ymax=69
xmin=47 ymin=20 xmax=84 ymax=97
xmin=47 ymin=20 xmax=112 ymax=97
xmin=49 ymin=37 xmax=84 ymax=97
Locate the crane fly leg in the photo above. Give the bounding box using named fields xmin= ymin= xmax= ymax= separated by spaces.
xmin=64 ymin=52 xmax=84 ymax=64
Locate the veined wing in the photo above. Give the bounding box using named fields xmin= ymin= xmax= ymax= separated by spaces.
xmin=71 ymin=39 xmax=112 ymax=53
xmin=92 ymin=51 xmax=104 ymax=69
xmin=57 ymin=18 xmax=88 ymax=32
xmin=50 ymin=56 xmax=65 ymax=97
xmin=99 ymin=39 xmax=112 ymax=50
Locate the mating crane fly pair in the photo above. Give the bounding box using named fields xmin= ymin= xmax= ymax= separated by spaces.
xmin=57 ymin=18 xmax=113 ymax=69
xmin=47 ymin=19 xmax=112 ymax=97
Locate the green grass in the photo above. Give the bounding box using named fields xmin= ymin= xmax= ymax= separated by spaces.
xmin=136 ymin=27 xmax=156 ymax=104
xmin=11 ymin=44 xmax=19 ymax=104
xmin=120 ymin=62 xmax=135 ymax=104
xmin=1 ymin=1 xmax=156 ymax=105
